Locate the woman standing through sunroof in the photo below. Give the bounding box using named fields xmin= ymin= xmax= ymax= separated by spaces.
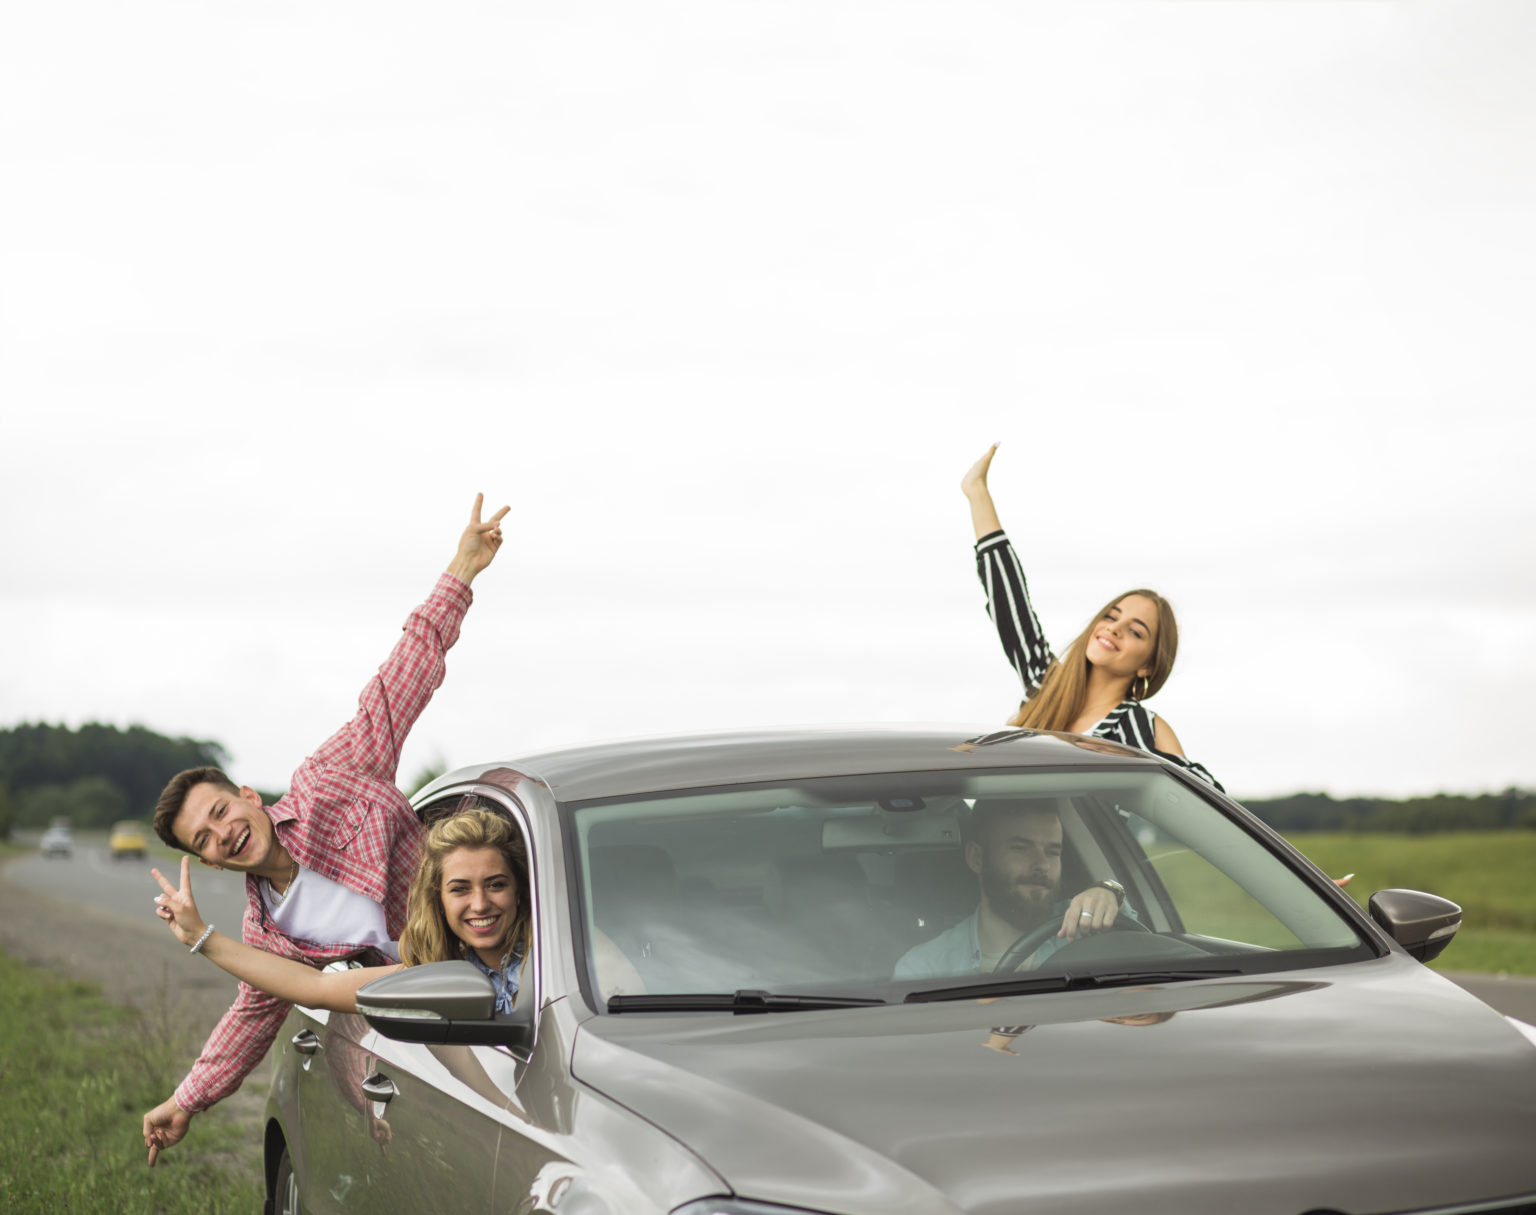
xmin=961 ymin=443 xmax=1221 ymax=790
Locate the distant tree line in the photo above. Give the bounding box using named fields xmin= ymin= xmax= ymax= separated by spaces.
xmin=1 ymin=720 xmax=1533 ymax=840
xmin=1241 ymin=789 xmax=1536 ymax=834
xmin=0 ymin=722 xmax=443 ymax=839
xmin=0 ymin=721 xmax=232 ymax=834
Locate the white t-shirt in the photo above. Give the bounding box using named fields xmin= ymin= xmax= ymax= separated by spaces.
xmin=262 ymin=866 xmax=400 ymax=963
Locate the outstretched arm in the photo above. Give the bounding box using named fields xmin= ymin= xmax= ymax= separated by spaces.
xmin=960 ymin=444 xmax=1003 ymax=540
xmin=152 ymin=859 xmax=399 ymax=1014
xmin=963 ymin=444 xmax=1054 ymax=696
xmin=309 ymin=493 xmax=508 ymax=783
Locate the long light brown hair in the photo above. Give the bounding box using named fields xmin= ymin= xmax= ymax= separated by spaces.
xmin=1010 ymin=588 xmax=1179 ymax=732
xmin=398 ymin=807 xmax=531 ymax=968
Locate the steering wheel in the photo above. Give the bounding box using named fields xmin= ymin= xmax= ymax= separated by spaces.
xmin=993 ymin=908 xmax=1152 ymax=974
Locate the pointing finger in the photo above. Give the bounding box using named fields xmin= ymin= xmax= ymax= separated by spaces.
xmin=151 ymin=867 xmax=177 ymax=896
xmin=468 ymin=491 xmax=484 ymax=525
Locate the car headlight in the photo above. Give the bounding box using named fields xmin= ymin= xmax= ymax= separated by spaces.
xmin=673 ymin=1201 xmax=835 ymax=1215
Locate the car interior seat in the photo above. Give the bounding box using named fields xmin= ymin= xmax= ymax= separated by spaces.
xmin=587 ymin=844 xmax=693 ymax=985
xmin=767 ymin=853 xmax=905 ymax=981
xmin=891 ymin=848 xmax=979 ymax=946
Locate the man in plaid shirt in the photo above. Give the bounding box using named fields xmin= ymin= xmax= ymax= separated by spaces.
xmin=141 ymin=494 xmax=509 ymax=1166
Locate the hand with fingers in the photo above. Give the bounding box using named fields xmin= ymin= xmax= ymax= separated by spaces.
xmin=448 ymin=492 xmax=512 ymax=585
xmin=1057 ymin=886 xmax=1121 ymax=941
xmin=961 ymin=443 xmax=999 ymax=499
xmin=143 ymin=1095 xmax=193 ymax=1167
xmin=961 ymin=444 xmax=1004 ymax=539
xmin=151 ymin=856 xmax=206 ymax=948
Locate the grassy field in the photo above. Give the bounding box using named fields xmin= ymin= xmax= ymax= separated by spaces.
xmin=0 ymin=951 xmax=262 ymax=1214
xmin=1284 ymin=831 xmax=1536 ymax=975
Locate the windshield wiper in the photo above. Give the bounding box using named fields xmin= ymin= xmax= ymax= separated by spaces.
xmin=903 ymin=967 xmax=1243 ymax=1004
xmin=607 ymin=989 xmax=888 ymax=1014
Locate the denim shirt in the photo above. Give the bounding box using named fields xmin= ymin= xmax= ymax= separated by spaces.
xmin=466 ymin=940 xmax=527 ymax=1014
xmin=894 ymin=900 xmax=1139 ymax=980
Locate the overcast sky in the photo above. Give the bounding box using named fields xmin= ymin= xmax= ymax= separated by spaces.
xmin=3 ymin=1 xmax=1533 ymax=801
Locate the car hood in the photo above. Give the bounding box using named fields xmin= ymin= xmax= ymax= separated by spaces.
xmin=571 ymin=955 xmax=1536 ymax=1215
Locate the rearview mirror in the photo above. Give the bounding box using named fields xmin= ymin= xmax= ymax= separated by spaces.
xmin=357 ymin=960 xmax=535 ymax=1052
xmin=1368 ymin=889 xmax=1462 ymax=963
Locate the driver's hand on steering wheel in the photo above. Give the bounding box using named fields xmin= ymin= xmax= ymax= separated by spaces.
xmin=1059 ymin=887 xmax=1120 ymax=940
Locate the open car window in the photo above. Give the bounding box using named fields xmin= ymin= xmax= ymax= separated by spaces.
xmin=566 ymin=768 xmax=1374 ymax=1006
xmin=412 ymin=788 xmax=542 ymax=1031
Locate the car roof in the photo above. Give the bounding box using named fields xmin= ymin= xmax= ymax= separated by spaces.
xmin=419 ymin=724 xmax=1166 ymax=804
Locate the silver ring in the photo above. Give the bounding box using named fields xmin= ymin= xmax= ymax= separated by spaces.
xmin=1079 ymin=911 xmax=1092 ymax=919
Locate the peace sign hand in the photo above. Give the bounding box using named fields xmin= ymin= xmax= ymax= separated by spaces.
xmin=447 ymin=492 xmax=512 ymax=585
xmin=151 ymin=856 xmax=206 ymax=947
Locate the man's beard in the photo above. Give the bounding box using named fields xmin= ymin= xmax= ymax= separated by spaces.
xmin=979 ymin=856 xmax=1060 ymax=934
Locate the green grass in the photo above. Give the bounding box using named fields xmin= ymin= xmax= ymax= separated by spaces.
xmin=1283 ymin=831 xmax=1536 ymax=975
xmin=0 ymin=951 xmax=262 ymax=1214
xmin=1149 ymin=848 xmax=1310 ymax=949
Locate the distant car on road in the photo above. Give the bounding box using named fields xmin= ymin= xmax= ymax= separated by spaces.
xmin=109 ymin=820 xmax=148 ymax=860
xmin=39 ymin=825 xmax=73 ymax=859
xmin=260 ymin=726 xmax=1536 ymax=1215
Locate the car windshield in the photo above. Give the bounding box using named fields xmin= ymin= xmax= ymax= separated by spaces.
xmin=568 ymin=767 xmax=1375 ymax=1006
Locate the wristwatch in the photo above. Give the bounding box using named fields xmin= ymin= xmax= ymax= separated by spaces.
xmin=1092 ymin=878 xmax=1126 ymax=907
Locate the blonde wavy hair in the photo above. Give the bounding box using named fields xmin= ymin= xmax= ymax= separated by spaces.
xmin=1010 ymin=588 xmax=1179 ymax=733
xmin=398 ymin=807 xmax=531 ymax=968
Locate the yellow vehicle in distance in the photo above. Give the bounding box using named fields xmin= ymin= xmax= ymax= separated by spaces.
xmin=109 ymin=820 xmax=148 ymax=860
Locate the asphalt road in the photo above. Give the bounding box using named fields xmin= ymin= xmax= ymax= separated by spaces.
xmin=1438 ymin=970 xmax=1536 ymax=1025
xmin=5 ymin=834 xmax=1536 ymax=1025
xmin=8 ymin=833 xmax=253 ymax=935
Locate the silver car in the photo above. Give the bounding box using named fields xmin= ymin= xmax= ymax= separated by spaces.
xmin=262 ymin=727 xmax=1536 ymax=1215
xmin=39 ymin=824 xmax=73 ymax=858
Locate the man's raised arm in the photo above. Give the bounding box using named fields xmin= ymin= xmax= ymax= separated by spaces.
xmin=311 ymin=494 xmax=510 ymax=783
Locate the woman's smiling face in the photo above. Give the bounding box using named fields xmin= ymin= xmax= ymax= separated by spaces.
xmin=1086 ymin=594 xmax=1159 ymax=680
xmin=440 ymin=845 xmax=518 ymax=965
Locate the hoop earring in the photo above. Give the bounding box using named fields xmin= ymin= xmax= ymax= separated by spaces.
xmin=1133 ymin=675 xmax=1150 ymax=701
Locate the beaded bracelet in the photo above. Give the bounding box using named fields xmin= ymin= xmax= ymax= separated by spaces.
xmin=190 ymin=924 xmax=215 ymax=955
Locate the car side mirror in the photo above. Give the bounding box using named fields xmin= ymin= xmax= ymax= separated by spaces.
xmin=357 ymin=960 xmax=536 ymax=1051
xmin=1368 ymin=889 xmax=1462 ymax=963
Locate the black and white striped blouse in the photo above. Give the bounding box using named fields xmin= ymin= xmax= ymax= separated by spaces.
xmin=975 ymin=529 xmax=1223 ymax=791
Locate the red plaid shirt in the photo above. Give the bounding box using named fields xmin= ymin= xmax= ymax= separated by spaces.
xmin=174 ymin=573 xmax=473 ymax=1114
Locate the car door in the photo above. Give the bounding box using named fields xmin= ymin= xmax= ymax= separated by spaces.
xmin=279 ymin=980 xmax=386 ymax=1215
xmin=351 ymin=790 xmax=566 ymax=1214
xmin=357 ymin=1035 xmax=526 ymax=1212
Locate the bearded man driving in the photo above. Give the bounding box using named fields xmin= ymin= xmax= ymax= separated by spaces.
xmin=894 ymin=799 xmax=1135 ymax=978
